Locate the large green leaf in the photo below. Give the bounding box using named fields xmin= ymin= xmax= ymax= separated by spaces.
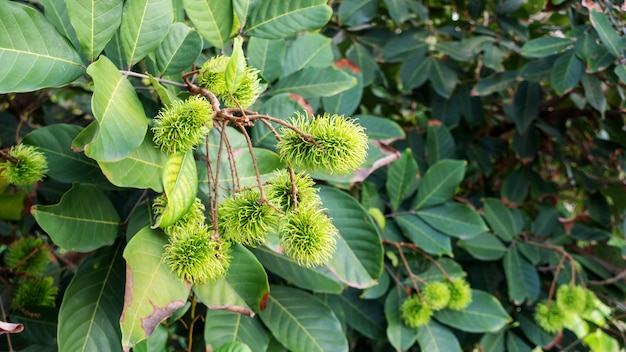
xmin=225 ymin=37 xmax=247 ymax=94
xmin=346 ymin=43 xmax=379 ymax=86
xmin=429 ymin=59 xmax=457 ymax=99
xmin=193 ymin=244 xmax=269 ymax=314
xmin=434 ymin=290 xmax=510 ymax=333
xmin=98 ymin=131 xmax=168 ymax=192
xmin=22 ymin=124 xmax=109 ymax=185
xmin=65 ymin=0 xmax=123 ymax=61
xmin=550 ymin=50 xmax=583 ymax=96
xmin=510 ymin=81 xmax=541 ymax=134
xmin=416 ymin=320 xmax=462 ymax=352
xmin=589 ymin=9 xmax=623 ymax=58
xmin=386 ymin=149 xmax=419 ymax=211
xmin=383 ymin=0 xmax=411 ymax=24
xmin=84 ymin=56 xmax=148 ymax=162
xmin=582 ymin=73 xmax=607 ymax=114
xmin=155 ymin=23 xmax=202 ymax=76
xmin=245 ymin=0 xmax=332 ymax=39
xmin=0 ymin=1 xmax=85 ymax=93
xmin=426 ymin=124 xmax=456 ymax=164
xmin=520 ymin=37 xmax=573 ymax=58
xmin=271 ymin=66 xmax=357 ymax=98
xmin=395 ymin=216 xmax=452 ymax=256
xmin=120 ymin=226 xmax=191 ymax=350
xmin=471 ymin=71 xmax=518 ymax=96
xmin=204 ymin=310 xmax=269 ymax=352
xmin=385 ymin=284 xmax=417 ymax=351
xmin=39 ymin=0 xmax=81 ymax=51
xmin=338 ymin=0 xmax=379 ymax=27
xmin=383 ymin=30 xmax=429 ymax=62
xmin=247 ymin=37 xmax=285 ymax=82
xmin=319 ymin=186 xmax=384 ymax=286
xmin=356 ymin=115 xmax=405 ymax=142
xmin=457 ymin=233 xmax=506 ymax=260
xmin=327 ymin=289 xmax=385 ymax=340
xmin=32 ymin=184 xmax=120 ymax=252
xmin=480 ymin=330 xmax=506 ymax=352
xmin=0 ymin=194 xmax=25 ymax=221
xmin=322 ymin=65 xmax=363 ymax=116
xmin=417 ymin=202 xmax=488 ymax=239
xmin=413 ymin=159 xmax=466 ymax=210
xmin=259 ymin=286 xmax=348 ymax=352
xmin=120 ymin=0 xmax=173 ymax=66
xmin=157 ymin=151 xmax=198 ymax=228
xmin=282 ymin=33 xmax=333 ymax=77
xmin=182 ymin=0 xmax=233 ymax=49
xmin=482 ymin=198 xmax=523 ymax=241
xmin=233 ymin=0 xmax=260 ymax=25
xmin=503 ymin=246 xmax=540 ymax=304
xmin=251 ymin=246 xmax=345 ymax=293
xmin=58 ymin=242 xmax=125 ymax=352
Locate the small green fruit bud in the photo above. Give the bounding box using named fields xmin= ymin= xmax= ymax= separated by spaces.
xmin=0 ymin=144 xmax=48 ymax=186
xmin=446 ymin=278 xmax=472 ymax=310
xmin=280 ymin=206 xmax=337 ymax=267
xmin=534 ymin=300 xmax=569 ymax=333
xmin=401 ymin=295 xmax=433 ymax=328
xmin=152 ymin=95 xmax=213 ymax=154
xmin=423 ymin=281 xmax=451 ymax=311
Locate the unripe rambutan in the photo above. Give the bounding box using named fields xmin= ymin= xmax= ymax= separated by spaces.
xmin=556 ymin=285 xmax=587 ymax=313
xmin=534 ymin=300 xmax=569 ymax=333
xmin=218 ymin=189 xmax=281 ymax=246
xmin=423 ymin=281 xmax=451 ymax=311
xmin=265 ymin=169 xmax=320 ymax=213
xmin=4 ymin=237 xmax=50 ymax=276
xmin=0 ymin=144 xmax=48 ymax=186
xmin=198 ymin=55 xmax=262 ymax=109
xmin=401 ymin=295 xmax=433 ymax=328
xmin=446 ymin=278 xmax=472 ymax=310
xmin=152 ymin=95 xmax=213 ymax=154
xmin=12 ymin=277 xmax=58 ymax=309
xmin=280 ymin=206 xmax=337 ymax=267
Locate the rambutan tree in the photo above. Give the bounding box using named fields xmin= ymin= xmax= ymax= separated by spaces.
xmin=1 ymin=0 xmax=625 ymax=351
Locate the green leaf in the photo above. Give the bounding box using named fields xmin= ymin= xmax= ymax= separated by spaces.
xmin=271 ymin=66 xmax=357 ymax=99
xmin=501 ymin=168 xmax=529 ymax=204
xmin=589 ymin=9 xmax=623 ymax=58
xmin=247 ymin=37 xmax=285 ymax=82
xmin=356 ymin=115 xmax=405 ymax=142
xmin=233 ymin=0 xmax=260 ymax=25
xmin=520 ymin=37 xmax=573 ymax=58
xmin=383 ymin=0 xmax=411 ymax=24
xmin=416 ymin=320 xmax=462 ymax=352
xmin=319 ymin=186 xmax=384 ymax=286
xmin=385 ymin=285 xmax=417 ymax=351
xmin=327 ymin=288 xmax=386 ymax=339
xmin=22 ymin=124 xmax=109 ymax=185
xmin=148 ymin=74 xmax=180 ymax=107
xmin=193 ymin=244 xmax=269 ymax=313
xmin=39 ymin=0 xmax=81 ymax=52
xmin=506 ymin=332 xmax=532 ymax=352
xmin=156 ymin=23 xmax=203 ymax=76
xmin=322 ymin=65 xmax=363 ymax=116
xmin=519 ymin=56 xmax=557 ymax=82
xmin=413 ymin=159 xmax=466 ymax=210
xmin=400 ymin=55 xmax=431 ymax=90
xmin=84 ymin=56 xmax=149 ymax=162
xmin=98 ymin=131 xmax=168 ymax=192
xmin=386 ymin=149 xmax=419 ymax=211
xmin=550 ymin=50 xmax=583 ymax=96
xmin=383 ymin=30 xmax=429 ymax=62
xmin=157 ymin=151 xmax=198 ymax=228
xmin=480 ymin=330 xmax=506 ymax=352
xmin=338 ymin=0 xmax=379 ymax=27
xmin=245 ymin=0 xmax=332 ymax=39
xmin=120 ymin=226 xmax=191 ymax=350
xmin=183 ymin=0 xmax=233 ymax=49
xmin=395 ymin=215 xmax=452 ymax=256
xmin=259 ymin=286 xmax=348 ymax=352
xmin=282 ymin=33 xmax=333 ymax=78
xmin=417 ymin=202 xmax=488 ymax=239
xmin=581 ymin=73 xmax=607 ymax=114
xmin=58 ymin=242 xmax=125 ymax=352
xmin=471 ymin=71 xmax=518 ymax=96
xmin=426 ymin=124 xmax=456 ymax=164
xmin=503 ymin=246 xmax=540 ymax=304
xmin=0 ymin=1 xmax=85 ymax=93
xmin=434 ymin=290 xmax=510 ymax=333
xmin=225 ymin=37 xmax=247 ymax=94
xmin=0 ymin=194 xmax=25 ymax=221
xmin=65 ymin=0 xmax=124 ymax=61
xmin=429 ymin=59 xmax=458 ymax=98
xmin=510 ymin=81 xmax=541 ymax=134
xmin=346 ymin=43 xmax=379 ymax=87
xmin=204 ymin=310 xmax=269 ymax=352
xmin=615 ymin=64 xmax=626 ymax=85
xmin=482 ymin=198 xmax=522 ymax=241
xmin=251 ymin=246 xmax=345 ymax=294
xmin=120 ymin=0 xmax=173 ymax=66
xmin=435 ymin=41 xmax=474 ymax=62
xmin=32 ymin=184 xmax=120 ymax=252
xmin=457 ymin=233 xmax=506 ymax=260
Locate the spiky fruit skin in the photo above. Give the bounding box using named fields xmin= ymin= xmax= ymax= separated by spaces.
xmin=556 ymin=285 xmax=587 ymax=313
xmin=534 ymin=300 xmax=569 ymax=333
xmin=164 ymin=226 xmax=230 ymax=284
xmin=423 ymin=281 xmax=451 ymax=311
xmin=447 ymin=278 xmax=472 ymax=310
xmin=198 ymin=55 xmax=262 ymax=108
xmin=581 ymin=290 xmax=598 ymax=316
xmin=152 ymin=95 xmax=213 ymax=154
xmin=0 ymin=144 xmax=48 ymax=186
xmin=277 ymin=112 xmax=368 ymax=174
xmin=218 ymin=189 xmax=281 ymax=246
xmin=280 ymin=207 xmax=337 ymax=267
xmin=153 ymin=196 xmax=206 ymax=236
xmin=266 ymin=170 xmax=320 ymax=213
xmin=401 ymin=295 xmax=433 ymax=328
xmin=12 ymin=277 xmax=58 ymax=309
xmin=4 ymin=237 xmax=50 ymax=275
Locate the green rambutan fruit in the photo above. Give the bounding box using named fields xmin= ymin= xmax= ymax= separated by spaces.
xmin=12 ymin=277 xmax=58 ymax=309
xmin=198 ymin=55 xmax=262 ymax=109
xmin=401 ymin=295 xmax=433 ymax=328
xmin=152 ymin=95 xmax=213 ymax=154
xmin=218 ymin=189 xmax=281 ymax=246
xmin=277 ymin=112 xmax=368 ymax=174
xmin=423 ymin=281 xmax=451 ymax=311
xmin=0 ymin=144 xmax=48 ymax=186
xmin=153 ymin=196 xmax=206 ymax=236
xmin=265 ymin=169 xmax=320 ymax=212
xmin=580 ymin=289 xmax=598 ymax=316
xmin=556 ymin=285 xmax=587 ymax=314
xmin=280 ymin=206 xmax=337 ymax=267
xmin=446 ymin=278 xmax=472 ymax=310
xmin=4 ymin=236 xmax=50 ymax=276
xmin=534 ymin=300 xmax=569 ymax=333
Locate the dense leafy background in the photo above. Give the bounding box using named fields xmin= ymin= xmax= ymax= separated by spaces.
xmin=1 ymin=0 xmax=626 ymax=351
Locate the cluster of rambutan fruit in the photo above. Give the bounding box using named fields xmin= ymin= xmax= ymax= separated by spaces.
xmin=533 ymin=284 xmax=598 ymax=333
xmin=150 ymin=53 xmax=368 ymax=284
xmin=401 ymin=278 xmax=473 ymax=328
